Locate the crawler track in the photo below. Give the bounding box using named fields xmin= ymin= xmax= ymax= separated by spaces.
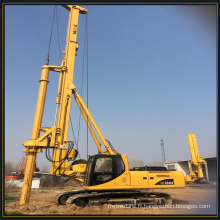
xmin=55 ymin=190 xmax=172 ymax=207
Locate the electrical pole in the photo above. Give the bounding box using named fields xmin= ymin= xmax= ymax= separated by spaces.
xmin=160 ymin=138 xmax=166 ymax=165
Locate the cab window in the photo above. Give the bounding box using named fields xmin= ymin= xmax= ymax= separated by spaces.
xmin=92 ymin=157 xmax=113 ymax=185
xmin=116 ymin=156 xmax=125 ymax=175
xmin=94 ymin=158 xmax=113 ymax=173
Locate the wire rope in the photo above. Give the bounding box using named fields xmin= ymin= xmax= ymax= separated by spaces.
xmin=55 ymin=6 xmax=62 ymax=62
xmin=46 ymin=6 xmax=56 ymax=65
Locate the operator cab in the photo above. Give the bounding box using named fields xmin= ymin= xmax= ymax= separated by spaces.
xmin=84 ymin=154 xmax=125 ymax=186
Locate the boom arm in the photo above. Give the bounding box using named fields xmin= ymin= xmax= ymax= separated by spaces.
xmin=72 ymin=85 xmax=118 ymax=155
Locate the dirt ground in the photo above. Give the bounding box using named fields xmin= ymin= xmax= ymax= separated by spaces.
xmin=4 ymin=181 xmax=217 ymax=216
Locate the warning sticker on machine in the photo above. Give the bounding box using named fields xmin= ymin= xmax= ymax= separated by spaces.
xmin=73 ymin=25 xmax=77 ymax=34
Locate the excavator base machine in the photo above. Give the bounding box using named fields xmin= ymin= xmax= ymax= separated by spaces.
xmin=56 ymin=154 xmax=184 ymax=206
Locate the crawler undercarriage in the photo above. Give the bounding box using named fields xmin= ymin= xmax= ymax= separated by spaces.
xmin=55 ymin=190 xmax=172 ymax=207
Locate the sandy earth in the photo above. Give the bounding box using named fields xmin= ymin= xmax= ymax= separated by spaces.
xmin=4 ymin=182 xmax=217 ymax=216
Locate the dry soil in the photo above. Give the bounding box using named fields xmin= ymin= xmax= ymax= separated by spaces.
xmin=4 ymin=181 xmax=217 ymax=216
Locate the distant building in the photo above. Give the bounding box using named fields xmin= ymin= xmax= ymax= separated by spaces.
xmin=165 ymin=157 xmax=217 ymax=182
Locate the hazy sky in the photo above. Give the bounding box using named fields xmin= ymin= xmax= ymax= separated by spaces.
xmin=4 ymin=4 xmax=217 ymax=169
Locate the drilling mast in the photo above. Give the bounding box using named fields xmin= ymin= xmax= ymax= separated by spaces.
xmin=20 ymin=5 xmax=88 ymax=205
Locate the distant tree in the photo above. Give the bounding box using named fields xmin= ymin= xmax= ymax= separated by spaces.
xmin=5 ymin=161 xmax=15 ymax=176
xmin=15 ymin=161 xmax=21 ymax=168
xmin=129 ymin=159 xmax=145 ymax=169
xmin=40 ymin=165 xmax=50 ymax=173
xmin=147 ymin=160 xmax=164 ymax=166
xmin=15 ymin=161 xmax=22 ymax=172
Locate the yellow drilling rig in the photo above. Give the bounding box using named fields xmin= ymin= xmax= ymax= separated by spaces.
xmin=185 ymin=134 xmax=206 ymax=183
xmin=19 ymin=5 xmax=185 ymax=207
